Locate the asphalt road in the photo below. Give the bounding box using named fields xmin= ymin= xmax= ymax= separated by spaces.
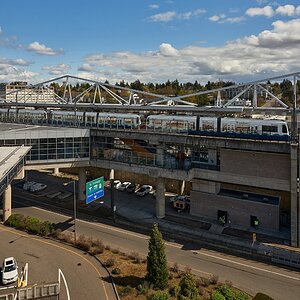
xmin=10 ymin=192 xmax=300 ymax=300
xmin=0 ymin=224 xmax=116 ymax=300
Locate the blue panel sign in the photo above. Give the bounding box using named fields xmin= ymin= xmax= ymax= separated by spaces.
xmin=86 ymin=176 xmax=104 ymax=204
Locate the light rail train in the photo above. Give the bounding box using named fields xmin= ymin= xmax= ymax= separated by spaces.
xmin=0 ymin=108 xmax=290 ymax=140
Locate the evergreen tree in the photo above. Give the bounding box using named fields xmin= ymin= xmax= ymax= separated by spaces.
xmin=178 ymin=273 xmax=200 ymax=300
xmin=146 ymin=223 xmax=168 ymax=289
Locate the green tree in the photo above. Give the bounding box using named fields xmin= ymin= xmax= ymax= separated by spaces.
xmin=178 ymin=273 xmax=200 ymax=300
xmin=146 ymin=224 xmax=168 ymax=289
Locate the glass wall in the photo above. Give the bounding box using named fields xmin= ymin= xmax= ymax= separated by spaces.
xmin=0 ymin=137 xmax=89 ymax=161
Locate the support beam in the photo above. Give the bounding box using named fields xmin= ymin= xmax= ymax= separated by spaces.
xmin=78 ymin=168 xmax=86 ymax=203
xmin=53 ymin=168 xmax=60 ymax=175
xmin=156 ymin=144 xmax=165 ymax=167
xmin=177 ymin=180 xmax=185 ymax=195
xmin=109 ymin=169 xmax=115 ymax=180
xmin=290 ymin=144 xmax=298 ymax=246
xmin=155 ymin=178 xmax=165 ymax=219
xmin=3 ymin=184 xmax=12 ymax=222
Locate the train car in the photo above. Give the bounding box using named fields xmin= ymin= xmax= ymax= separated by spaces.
xmin=0 ymin=108 xmax=9 ymax=122
xmin=146 ymin=115 xmax=197 ymax=132
xmin=220 ymin=118 xmax=289 ymax=139
xmin=97 ymin=113 xmax=141 ymax=129
xmin=17 ymin=109 xmax=48 ymax=124
xmin=50 ymin=110 xmax=85 ymax=126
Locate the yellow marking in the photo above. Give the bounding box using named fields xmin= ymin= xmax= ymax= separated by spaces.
xmin=0 ymin=226 xmax=109 ymax=300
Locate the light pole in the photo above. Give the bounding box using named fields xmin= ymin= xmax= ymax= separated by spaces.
xmin=63 ymin=181 xmax=76 ymax=245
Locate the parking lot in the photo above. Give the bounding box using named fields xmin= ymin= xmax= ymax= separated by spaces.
xmin=12 ymin=171 xmax=183 ymax=223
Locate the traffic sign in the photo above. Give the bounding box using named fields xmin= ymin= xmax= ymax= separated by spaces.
xmin=86 ymin=176 xmax=104 ymax=204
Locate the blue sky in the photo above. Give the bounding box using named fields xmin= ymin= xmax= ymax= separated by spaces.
xmin=0 ymin=0 xmax=300 ymax=84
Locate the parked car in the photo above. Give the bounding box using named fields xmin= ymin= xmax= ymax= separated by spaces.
xmin=126 ymin=183 xmax=139 ymax=193
xmin=30 ymin=183 xmax=47 ymax=192
xmin=117 ymin=181 xmax=131 ymax=191
xmin=1 ymin=257 xmax=18 ymax=285
xmin=104 ymin=180 xmax=122 ymax=189
xmin=169 ymin=195 xmax=190 ymax=211
xmin=23 ymin=181 xmax=36 ymax=191
xmin=136 ymin=185 xmax=153 ymax=197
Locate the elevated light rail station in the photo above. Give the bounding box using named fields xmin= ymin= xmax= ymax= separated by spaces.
xmin=0 ymin=72 xmax=300 ymax=248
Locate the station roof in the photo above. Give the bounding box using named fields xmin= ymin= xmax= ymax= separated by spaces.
xmin=0 ymin=146 xmax=31 ymax=179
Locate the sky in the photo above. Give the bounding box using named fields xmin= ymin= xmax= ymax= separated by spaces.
xmin=0 ymin=0 xmax=300 ymax=84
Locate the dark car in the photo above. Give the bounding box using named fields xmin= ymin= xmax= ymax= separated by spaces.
xmin=126 ymin=183 xmax=139 ymax=193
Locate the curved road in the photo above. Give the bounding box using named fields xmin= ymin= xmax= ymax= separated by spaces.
xmin=0 ymin=225 xmax=116 ymax=300
xmin=10 ymin=195 xmax=300 ymax=300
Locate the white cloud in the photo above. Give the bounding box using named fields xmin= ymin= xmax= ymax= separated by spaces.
xmin=0 ymin=26 xmax=2 ymax=34
xmin=149 ymin=8 xmax=206 ymax=22
xmin=42 ymin=63 xmax=70 ymax=75
xmin=78 ymin=63 xmax=93 ymax=72
xmin=0 ymin=58 xmax=32 ymax=66
xmin=219 ymin=16 xmax=246 ymax=24
xmin=148 ymin=11 xmax=176 ymax=22
xmin=209 ymin=15 xmax=221 ymax=22
xmin=149 ymin=4 xmax=159 ymax=9
xmin=246 ymin=5 xmax=274 ymax=17
xmin=27 ymin=42 xmax=64 ymax=56
xmin=79 ymin=18 xmax=300 ymax=83
xmin=276 ymin=5 xmax=296 ymax=16
xmin=159 ymin=43 xmax=179 ymax=56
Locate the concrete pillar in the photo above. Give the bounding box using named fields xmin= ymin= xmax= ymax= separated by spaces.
xmin=109 ymin=169 xmax=115 ymax=180
xmin=290 ymin=144 xmax=299 ymax=246
xmin=208 ymin=149 xmax=217 ymax=165
xmin=53 ymin=168 xmax=59 ymax=175
xmin=3 ymin=185 xmax=12 ymax=222
xmin=156 ymin=144 xmax=164 ymax=167
xmin=78 ymin=168 xmax=86 ymax=203
xmin=177 ymin=180 xmax=185 ymax=195
xmin=156 ymin=178 xmax=165 ymax=219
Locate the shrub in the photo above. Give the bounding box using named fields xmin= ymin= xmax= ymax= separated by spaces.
xmin=235 ymin=291 xmax=249 ymax=300
xmin=76 ymin=235 xmax=91 ymax=252
xmin=201 ymin=277 xmax=211 ymax=287
xmin=217 ymin=284 xmax=235 ymax=300
xmin=119 ymin=285 xmax=132 ymax=297
xmin=129 ymin=251 xmax=142 ymax=263
xmin=111 ymin=268 xmax=121 ymax=275
xmin=171 ymin=262 xmax=179 ymax=273
xmin=168 ymin=285 xmax=179 ymax=297
xmin=252 ymin=292 xmax=274 ymax=300
xmin=149 ymin=290 xmax=170 ymax=300
xmin=178 ymin=273 xmax=200 ymax=300
xmin=210 ymin=274 xmax=219 ymax=285
xmin=24 ymin=216 xmax=40 ymax=234
xmin=39 ymin=221 xmax=55 ymax=237
xmin=136 ymin=282 xmax=148 ymax=295
xmin=5 ymin=214 xmax=25 ymax=228
xmin=211 ymin=291 xmax=226 ymax=300
xmin=104 ymin=258 xmax=115 ymax=268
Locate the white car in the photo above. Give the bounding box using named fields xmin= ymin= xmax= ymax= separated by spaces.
xmin=107 ymin=180 xmax=121 ymax=189
xmin=135 ymin=185 xmax=153 ymax=197
xmin=1 ymin=257 xmax=18 ymax=285
xmin=117 ymin=181 xmax=131 ymax=191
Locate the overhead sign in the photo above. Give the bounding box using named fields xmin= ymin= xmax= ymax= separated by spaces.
xmin=86 ymin=176 xmax=104 ymax=204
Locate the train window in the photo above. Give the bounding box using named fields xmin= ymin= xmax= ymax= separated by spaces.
xmin=282 ymin=124 xmax=288 ymax=133
xmin=262 ymin=125 xmax=278 ymax=133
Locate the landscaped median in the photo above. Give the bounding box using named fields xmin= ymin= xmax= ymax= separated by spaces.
xmin=4 ymin=213 xmax=273 ymax=300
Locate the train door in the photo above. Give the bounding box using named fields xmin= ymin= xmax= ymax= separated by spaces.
xmin=217 ymin=210 xmax=227 ymax=225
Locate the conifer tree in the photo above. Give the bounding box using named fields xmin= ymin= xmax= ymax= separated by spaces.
xmin=146 ymin=223 xmax=168 ymax=289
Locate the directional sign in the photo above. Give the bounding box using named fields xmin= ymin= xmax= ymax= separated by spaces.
xmin=86 ymin=176 xmax=104 ymax=204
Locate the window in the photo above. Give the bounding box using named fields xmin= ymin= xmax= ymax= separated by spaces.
xmin=262 ymin=125 xmax=278 ymax=133
xmin=282 ymin=124 xmax=288 ymax=134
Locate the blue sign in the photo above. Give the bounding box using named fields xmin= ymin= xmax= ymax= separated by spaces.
xmin=86 ymin=176 xmax=104 ymax=204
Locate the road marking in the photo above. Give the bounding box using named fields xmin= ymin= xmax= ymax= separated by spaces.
xmin=13 ymin=199 xmax=300 ymax=282
xmin=0 ymin=226 xmax=110 ymax=300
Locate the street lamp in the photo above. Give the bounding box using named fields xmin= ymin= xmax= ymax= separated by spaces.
xmin=63 ymin=180 xmax=76 ymax=246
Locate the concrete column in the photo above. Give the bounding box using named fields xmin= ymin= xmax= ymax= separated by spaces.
xmin=177 ymin=180 xmax=185 ymax=195
xmin=290 ymin=144 xmax=298 ymax=246
xmin=78 ymin=168 xmax=86 ymax=203
xmin=109 ymin=169 xmax=115 ymax=180
xmin=3 ymin=184 xmax=12 ymax=222
xmin=208 ymin=149 xmax=217 ymax=165
xmin=156 ymin=178 xmax=165 ymax=219
xmin=53 ymin=168 xmax=59 ymax=175
xmin=156 ymin=144 xmax=165 ymax=167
